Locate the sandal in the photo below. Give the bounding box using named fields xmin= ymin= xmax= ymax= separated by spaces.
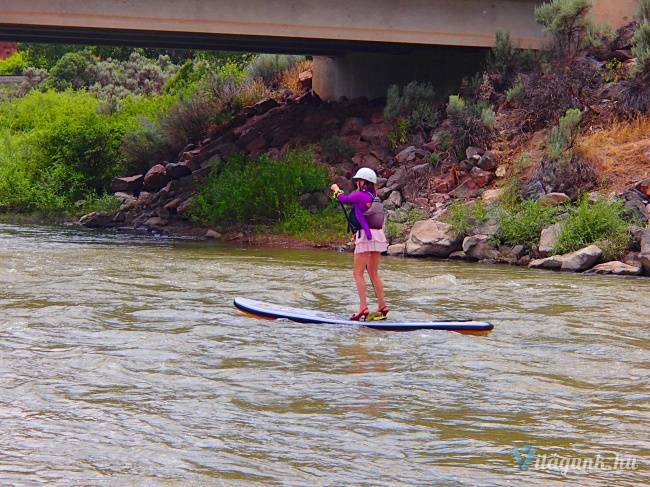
xmin=350 ymin=307 xmax=369 ymax=321
xmin=378 ymin=305 xmax=389 ymax=318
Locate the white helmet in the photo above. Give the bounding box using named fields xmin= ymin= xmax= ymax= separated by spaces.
xmin=352 ymin=167 xmax=377 ymax=184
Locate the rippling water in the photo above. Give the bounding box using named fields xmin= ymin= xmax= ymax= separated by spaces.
xmin=0 ymin=223 xmax=648 ymax=485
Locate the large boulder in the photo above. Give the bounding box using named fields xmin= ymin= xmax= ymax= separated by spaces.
xmin=585 ymin=261 xmax=641 ymax=276
xmin=384 ymin=190 xmax=403 ymax=210
xmin=165 ymin=162 xmax=192 ymax=180
xmin=79 ymin=212 xmax=113 ymax=228
xmin=405 ymin=220 xmax=463 ymax=257
xmin=143 ymin=164 xmax=171 ymax=191
xmin=462 ymin=234 xmax=499 ymax=260
xmin=395 ymin=146 xmax=417 ymax=164
xmin=386 ymin=243 xmax=406 ymax=256
xmin=111 ymin=174 xmax=143 ymax=193
xmin=539 ymin=222 xmax=563 ymax=256
xmin=529 ymin=255 xmax=564 ymax=270
xmin=560 ymin=245 xmax=603 ymax=272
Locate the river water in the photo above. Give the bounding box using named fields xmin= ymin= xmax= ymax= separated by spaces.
xmin=0 ymin=223 xmax=648 ymax=486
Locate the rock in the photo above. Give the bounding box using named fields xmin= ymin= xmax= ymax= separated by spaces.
xmin=529 ymin=255 xmax=564 ymax=270
xmin=339 ymin=117 xmax=366 ymax=135
xmin=474 ymin=218 xmax=498 ymax=236
xmin=495 ymin=165 xmax=507 ymax=178
xmin=637 ymin=178 xmax=650 ymax=198
xmin=205 ymin=229 xmax=222 ymax=240
xmin=623 ymin=251 xmax=642 ymax=267
xmin=165 ymin=162 xmax=192 ymax=180
xmin=405 ymin=220 xmax=463 ymax=257
xmin=164 ymin=197 xmax=183 ymax=211
xmin=621 ymin=187 xmax=648 ymax=222
xmin=360 ymin=123 xmax=389 ymax=146
xmin=298 ymin=69 xmax=312 ymax=90
xmin=385 ymin=190 xmax=403 ymax=210
xmin=144 ymin=216 xmax=168 ymax=228
xmin=482 ymin=188 xmax=503 ymax=205
xmin=538 ymin=192 xmax=571 ymax=207
xmin=254 ymin=98 xmax=279 ymax=115
xmin=177 ymin=197 xmax=193 ymax=216
xmin=384 ymin=167 xmax=407 ymax=192
xmin=449 ymin=178 xmax=480 ymax=199
xmin=477 ymin=151 xmax=497 ymax=171
xmin=499 ymin=244 xmax=526 ymax=263
xmin=387 ymin=243 xmax=406 ymax=256
xmin=79 ymin=212 xmax=113 ymax=228
xmin=395 ymin=146 xmax=417 ymax=164
xmin=522 ymin=180 xmax=546 ymax=200
xmin=560 ymin=245 xmax=603 ymax=272
xmin=448 ymin=250 xmax=468 ymax=260
xmin=111 ymin=174 xmax=143 ymax=193
xmin=462 ymin=234 xmax=499 ymax=260
xmin=585 ymin=261 xmax=641 ymax=276
xmin=466 ymin=146 xmax=484 ymax=160
xmin=539 ymin=222 xmax=563 ymax=256
xmin=641 ymin=229 xmax=650 ymax=254
xmin=143 ymin=164 xmax=171 ymax=191
xmin=411 ymin=163 xmax=430 ymax=176
xmin=640 ymin=253 xmax=650 ymax=276
xmin=470 ymin=167 xmax=494 ymax=188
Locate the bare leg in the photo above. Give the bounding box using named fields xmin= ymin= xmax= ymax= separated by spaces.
xmin=353 ymin=252 xmax=370 ymax=311
xmin=367 ymin=252 xmax=386 ymax=309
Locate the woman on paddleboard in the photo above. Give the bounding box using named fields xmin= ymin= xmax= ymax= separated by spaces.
xmin=330 ymin=168 xmax=389 ymax=321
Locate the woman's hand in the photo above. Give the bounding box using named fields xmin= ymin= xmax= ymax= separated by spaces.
xmin=330 ymin=183 xmax=340 ymax=192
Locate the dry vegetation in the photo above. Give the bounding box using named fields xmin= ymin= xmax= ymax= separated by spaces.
xmin=577 ymin=115 xmax=650 ymax=191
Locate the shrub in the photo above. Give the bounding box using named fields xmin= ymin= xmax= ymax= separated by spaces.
xmin=384 ymin=81 xmax=437 ymax=129
xmin=495 ymin=200 xmax=558 ymax=248
xmin=0 ymin=90 xmax=168 ymax=212
xmin=320 ymin=136 xmax=355 ymax=162
xmin=82 ymin=193 xmax=121 ymax=214
xmin=547 ymin=108 xmax=582 ymax=161
xmin=445 ymin=95 xmax=495 ymax=159
xmin=506 ymin=82 xmax=523 ymax=102
xmin=446 ymin=200 xmax=489 ymax=235
xmin=246 ymin=54 xmax=304 ymax=85
xmin=0 ymin=52 xmax=27 ymax=75
xmin=554 ymin=198 xmax=631 ymax=259
xmin=499 ymin=177 xmax=523 ymax=210
xmin=388 ymin=118 xmax=411 ymax=149
xmin=279 ymin=59 xmax=312 ymax=94
xmin=275 ymin=203 xmax=348 ymax=243
xmin=534 ymin=0 xmax=593 ymax=57
xmin=429 ymin=152 xmax=440 ymax=167
xmin=637 ymin=0 xmax=650 ymax=22
xmin=46 ymin=51 xmax=94 ymax=91
xmin=191 ymin=149 xmax=327 ymax=224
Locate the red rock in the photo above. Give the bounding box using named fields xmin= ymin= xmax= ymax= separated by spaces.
xmin=470 ymin=167 xmax=494 ymax=188
xmin=638 ymin=179 xmax=650 ymax=198
xmin=298 ymin=70 xmax=312 ymax=90
xmin=165 ymin=162 xmax=192 ymax=179
xmin=111 ymin=174 xmax=143 ymax=193
xmin=164 ymin=198 xmax=182 ymax=211
xmin=450 ymin=178 xmax=480 ymax=199
xmin=340 ymin=117 xmax=366 ymax=136
xmin=177 ymin=197 xmax=194 ymax=216
xmin=143 ymin=164 xmax=171 ymax=191
xmin=360 ymin=123 xmax=389 ymax=146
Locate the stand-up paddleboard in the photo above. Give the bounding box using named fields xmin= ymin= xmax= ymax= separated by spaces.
xmin=234 ymin=298 xmax=494 ymax=334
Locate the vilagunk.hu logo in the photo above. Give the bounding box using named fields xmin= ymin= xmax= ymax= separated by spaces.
xmin=512 ymin=446 xmax=640 ymax=475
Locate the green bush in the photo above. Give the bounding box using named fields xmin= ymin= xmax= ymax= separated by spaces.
xmin=637 ymin=0 xmax=650 ymax=22
xmin=0 ymin=90 xmax=170 ymax=213
xmin=495 ymin=200 xmax=558 ymax=248
xmin=632 ymin=21 xmax=650 ymax=79
xmin=275 ymin=203 xmax=348 ymax=243
xmin=553 ymin=198 xmax=631 ymax=259
xmin=384 ymin=81 xmax=437 ymax=129
xmin=547 ymin=108 xmax=582 ymax=161
xmin=191 ymin=149 xmax=327 ymax=225
xmin=320 ymin=136 xmax=355 ymax=162
xmin=534 ymin=0 xmax=593 ymax=56
xmin=506 ymin=83 xmax=523 ymax=102
xmin=446 ymin=200 xmax=489 ymax=235
xmin=46 ymin=51 xmax=94 ymax=91
xmin=388 ymin=118 xmax=411 ymax=149
xmin=0 ymin=52 xmax=27 ymax=75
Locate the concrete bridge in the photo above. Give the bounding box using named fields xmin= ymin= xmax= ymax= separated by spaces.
xmin=0 ymin=0 xmax=637 ymax=99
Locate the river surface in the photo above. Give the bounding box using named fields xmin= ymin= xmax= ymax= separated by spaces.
xmin=0 ymin=223 xmax=648 ymax=486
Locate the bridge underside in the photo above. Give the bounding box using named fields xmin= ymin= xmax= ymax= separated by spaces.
xmin=0 ymin=0 xmax=637 ymax=100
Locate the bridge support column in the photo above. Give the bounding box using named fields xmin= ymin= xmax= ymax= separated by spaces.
xmin=312 ymin=48 xmax=486 ymax=101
